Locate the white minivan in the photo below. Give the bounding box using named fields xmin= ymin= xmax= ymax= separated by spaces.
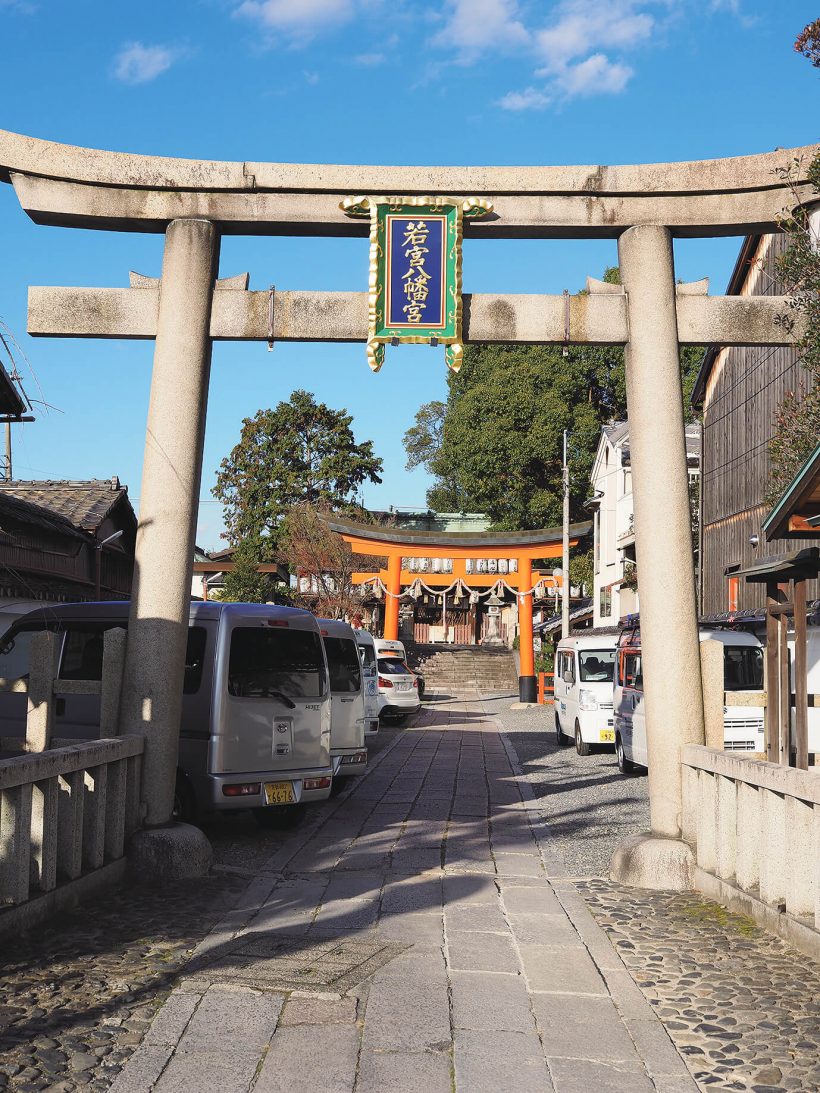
xmin=353 ymin=629 xmax=381 ymax=736
xmin=554 ymin=632 xmax=619 ymax=755
xmin=0 ymin=602 xmax=334 ymax=825
xmin=318 ymin=618 xmax=368 ymax=777
xmin=373 ymin=637 xmax=420 ymax=721
xmin=613 ymin=626 xmax=765 ymax=774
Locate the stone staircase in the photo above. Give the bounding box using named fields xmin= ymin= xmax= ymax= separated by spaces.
xmin=406 ymin=643 xmax=518 ymax=695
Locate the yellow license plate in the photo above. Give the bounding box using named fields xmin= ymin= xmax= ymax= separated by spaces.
xmin=599 ymin=730 xmax=615 ymax=743
xmin=264 ymin=781 xmax=295 ymax=805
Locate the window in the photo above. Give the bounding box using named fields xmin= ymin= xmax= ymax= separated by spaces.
xmin=727 ymin=576 xmax=739 ymax=613
xmin=622 ymin=652 xmax=642 ymax=690
xmin=184 ymin=628 xmax=207 ymax=694
xmin=378 ymin=657 xmax=412 ymax=676
xmin=559 ymin=652 xmax=574 ymax=684
xmin=723 ymin=645 xmax=763 ymax=691
xmin=579 ymin=649 xmax=616 ymax=683
xmin=0 ymin=626 xmax=42 ymax=681
xmin=599 ymin=585 xmax=612 ymax=619
xmin=60 ymin=626 xmax=106 ymax=680
xmin=358 ymin=642 xmax=376 ymax=670
xmin=323 ymin=636 xmax=362 ymax=694
xmin=228 ymin=627 xmax=326 ymax=699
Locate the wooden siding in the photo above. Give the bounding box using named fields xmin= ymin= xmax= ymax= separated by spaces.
xmin=701 ymin=234 xmax=818 ymax=614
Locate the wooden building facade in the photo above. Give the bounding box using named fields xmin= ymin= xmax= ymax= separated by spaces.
xmin=693 ymin=233 xmax=819 ymax=616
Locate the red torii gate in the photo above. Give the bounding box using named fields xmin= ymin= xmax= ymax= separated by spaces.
xmin=327 ymin=517 xmax=590 ymax=702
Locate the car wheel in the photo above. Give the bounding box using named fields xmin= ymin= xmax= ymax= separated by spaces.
xmin=575 ymin=722 xmax=591 ymax=757
xmin=616 ymin=734 xmax=635 ymax=774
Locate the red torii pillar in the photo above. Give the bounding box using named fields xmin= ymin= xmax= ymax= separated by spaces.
xmin=383 ymin=553 xmax=402 ymax=641
xmin=517 ymin=556 xmax=536 ymax=703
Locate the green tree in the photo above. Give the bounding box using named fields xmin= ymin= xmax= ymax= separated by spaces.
xmin=403 ymin=267 xmax=702 ymax=531
xmin=213 ymin=390 xmax=384 ymax=544
xmin=765 ymin=21 xmax=820 ymax=506
xmin=219 ymin=535 xmax=288 ymax=604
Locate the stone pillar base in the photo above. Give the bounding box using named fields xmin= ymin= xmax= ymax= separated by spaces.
xmin=129 ymin=823 xmax=213 ymax=882
xmin=610 ymin=832 xmax=694 ymax=892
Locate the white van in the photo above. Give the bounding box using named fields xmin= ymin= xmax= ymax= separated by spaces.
xmin=613 ymin=626 xmax=765 ymax=774
xmin=789 ymin=627 xmax=820 ymax=756
xmin=553 ymin=632 xmax=619 ymax=755
xmin=373 ymin=636 xmax=420 ymax=721
xmin=353 ymin=629 xmax=381 ymax=736
xmin=318 ymin=619 xmax=368 ymax=776
xmin=0 ymin=602 xmax=334 ymax=824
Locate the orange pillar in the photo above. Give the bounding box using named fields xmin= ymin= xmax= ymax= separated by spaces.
xmin=517 ymin=556 xmax=536 ymax=703
xmin=384 ymin=552 xmax=401 ymax=640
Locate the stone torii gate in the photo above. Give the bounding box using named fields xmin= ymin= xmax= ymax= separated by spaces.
xmin=0 ymin=129 xmax=815 ymax=884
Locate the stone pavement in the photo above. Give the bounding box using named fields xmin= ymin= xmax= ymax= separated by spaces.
xmin=109 ymin=695 xmax=697 ymax=1093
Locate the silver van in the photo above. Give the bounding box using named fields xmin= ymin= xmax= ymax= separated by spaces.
xmin=0 ymin=602 xmax=334 ymax=823
xmin=318 ymin=618 xmax=368 ymax=776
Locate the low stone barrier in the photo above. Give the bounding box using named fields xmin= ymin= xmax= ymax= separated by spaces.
xmin=0 ymin=735 xmax=145 ymax=928
xmin=682 ymin=745 xmax=820 ymax=960
xmin=0 ymin=627 xmax=145 ymax=934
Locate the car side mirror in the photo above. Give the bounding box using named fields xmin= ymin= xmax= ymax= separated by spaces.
xmin=562 ymin=670 xmax=573 ymax=684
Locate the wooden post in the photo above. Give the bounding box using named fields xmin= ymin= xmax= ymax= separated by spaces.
xmin=794 ymin=576 xmax=809 ymax=771
xmin=779 ymin=605 xmax=790 ymax=766
xmin=25 ymin=631 xmax=59 ymax=753
xmin=765 ymin=581 xmax=780 ymax=764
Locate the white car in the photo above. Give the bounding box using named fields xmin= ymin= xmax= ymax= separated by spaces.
xmin=553 ymin=632 xmax=619 ymax=755
xmin=376 ymin=654 xmax=420 ymax=721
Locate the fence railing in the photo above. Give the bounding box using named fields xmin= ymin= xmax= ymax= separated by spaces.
xmin=682 ymin=745 xmax=820 ymax=943
xmin=0 ymin=735 xmax=144 ymax=905
xmin=537 ymin=671 xmax=554 ymax=704
xmin=0 ymin=627 xmax=145 ymax=911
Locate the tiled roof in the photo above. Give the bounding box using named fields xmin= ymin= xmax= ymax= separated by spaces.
xmin=0 ymin=478 xmax=135 ymax=533
xmin=0 ymin=491 xmax=86 ymax=541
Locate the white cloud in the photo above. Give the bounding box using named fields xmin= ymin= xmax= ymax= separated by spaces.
xmin=433 ymin=0 xmax=529 ymax=60
xmin=534 ymin=1 xmax=653 ymax=74
xmin=355 ymin=51 xmax=386 ymax=66
xmin=554 ymin=52 xmax=633 ymax=97
xmin=236 ymin=0 xmax=354 ymax=42
xmin=112 ymin=42 xmax=180 ymax=85
xmin=498 ymin=86 xmax=551 ymax=111
xmin=303 ymin=69 xmax=320 ymax=84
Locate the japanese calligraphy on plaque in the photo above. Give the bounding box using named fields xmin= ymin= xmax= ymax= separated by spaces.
xmin=340 ymin=196 xmax=493 ymax=372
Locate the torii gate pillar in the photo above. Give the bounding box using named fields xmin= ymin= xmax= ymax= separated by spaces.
xmin=611 ymin=224 xmax=704 ymax=889
xmin=120 ymin=218 xmax=217 ymax=872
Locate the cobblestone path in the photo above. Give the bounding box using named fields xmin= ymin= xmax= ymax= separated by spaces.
xmin=0 ymin=873 xmax=247 ymax=1092
xmin=581 ymin=881 xmax=820 ymax=1093
xmin=108 ymin=696 xmax=696 ymax=1093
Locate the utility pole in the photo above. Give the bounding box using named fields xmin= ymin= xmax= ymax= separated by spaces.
xmin=562 ymin=429 xmax=570 ymax=639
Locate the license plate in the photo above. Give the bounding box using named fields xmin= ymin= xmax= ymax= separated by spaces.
xmin=264 ymin=781 xmax=295 ymax=805
xmin=599 ymin=729 xmax=615 ymax=743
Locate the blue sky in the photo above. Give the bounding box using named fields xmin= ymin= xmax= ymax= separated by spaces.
xmin=0 ymin=0 xmax=817 ymax=549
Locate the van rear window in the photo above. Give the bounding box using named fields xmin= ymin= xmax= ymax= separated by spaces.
xmin=724 ymin=645 xmax=763 ymax=691
xmin=378 ymin=657 xmax=411 ymax=676
xmin=323 ymin=636 xmax=361 ymax=694
xmin=228 ymin=627 xmax=326 ymax=699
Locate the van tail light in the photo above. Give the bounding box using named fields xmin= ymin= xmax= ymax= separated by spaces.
xmin=412 ymin=677 xmax=418 ymax=689
xmin=267 ymin=619 xmax=289 ymax=627
xmin=378 ymin=677 xmax=393 ymax=689
xmin=304 ymin=776 xmax=332 ymax=791
xmin=222 ymin=782 xmax=261 ymax=797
